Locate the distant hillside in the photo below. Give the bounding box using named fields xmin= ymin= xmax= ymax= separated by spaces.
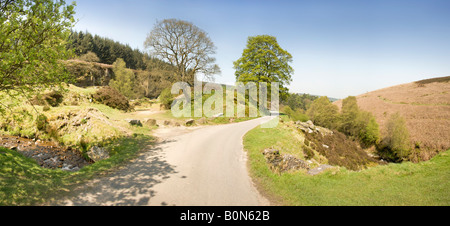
xmin=334 ymin=76 xmax=450 ymax=160
xmin=296 ymin=93 xmax=339 ymax=102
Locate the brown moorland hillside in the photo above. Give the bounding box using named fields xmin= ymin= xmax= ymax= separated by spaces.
xmin=334 ymin=76 xmax=450 ymax=161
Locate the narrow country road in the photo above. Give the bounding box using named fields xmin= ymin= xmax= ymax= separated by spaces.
xmin=53 ymin=117 xmax=272 ymax=206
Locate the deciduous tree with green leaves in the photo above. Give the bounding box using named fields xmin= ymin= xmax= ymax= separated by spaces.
xmin=306 ymin=96 xmax=339 ymax=129
xmin=109 ymin=58 xmax=143 ymax=100
xmin=0 ymin=0 xmax=76 ymax=109
xmin=233 ymin=35 xmax=293 ymax=99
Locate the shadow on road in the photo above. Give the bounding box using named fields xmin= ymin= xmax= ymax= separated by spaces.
xmin=54 ymin=139 xmax=181 ymax=206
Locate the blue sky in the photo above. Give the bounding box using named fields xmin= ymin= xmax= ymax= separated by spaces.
xmin=72 ymin=0 xmax=450 ymax=98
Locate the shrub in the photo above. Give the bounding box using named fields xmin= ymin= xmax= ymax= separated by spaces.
xmin=78 ymin=51 xmax=100 ymax=62
xmin=305 ymin=130 xmax=378 ymax=170
xmin=282 ymin=105 xmax=310 ymax=122
xmin=31 ymin=90 xmax=64 ymax=107
xmin=359 ymin=115 xmax=380 ymax=146
xmin=92 ymin=86 xmax=131 ymax=111
xmin=302 ymin=144 xmax=315 ymax=160
xmin=378 ymin=113 xmax=411 ymax=162
xmin=306 ymin=96 xmax=339 ymax=129
xmin=159 ymin=88 xmax=174 ymax=109
xmin=109 ymin=58 xmax=143 ymax=99
xmin=291 ymin=110 xmax=309 ymax=122
xmin=36 ymin=114 xmax=49 ymax=131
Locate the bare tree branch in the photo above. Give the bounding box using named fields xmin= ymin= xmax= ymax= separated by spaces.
xmin=144 ymin=19 xmax=220 ymax=85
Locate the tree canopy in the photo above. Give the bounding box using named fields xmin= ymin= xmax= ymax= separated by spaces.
xmin=233 ymin=35 xmax=293 ymax=99
xmin=109 ymin=58 xmax=143 ymax=99
xmin=67 ymin=30 xmax=148 ymax=70
xmin=144 ymin=19 xmax=220 ymax=85
xmin=0 ymin=0 xmax=76 ymax=96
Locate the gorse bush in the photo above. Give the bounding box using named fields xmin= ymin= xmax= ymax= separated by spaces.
xmin=92 ymin=86 xmax=131 ymax=111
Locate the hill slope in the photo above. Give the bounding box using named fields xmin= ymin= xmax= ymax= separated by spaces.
xmin=334 ymin=76 xmax=450 ymax=160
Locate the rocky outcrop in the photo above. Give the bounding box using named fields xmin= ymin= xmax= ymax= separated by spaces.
xmin=126 ymin=119 xmax=142 ymax=127
xmin=185 ymin=119 xmax=195 ymax=126
xmin=294 ymin=120 xmax=333 ymax=136
xmin=263 ymin=148 xmax=310 ymax=173
xmin=144 ymin=119 xmax=157 ymax=127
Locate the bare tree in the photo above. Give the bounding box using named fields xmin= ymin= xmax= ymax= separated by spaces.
xmin=144 ymin=19 xmax=220 ymax=85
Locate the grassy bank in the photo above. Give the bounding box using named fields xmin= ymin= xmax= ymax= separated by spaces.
xmin=0 ymin=134 xmax=154 ymax=205
xmin=244 ymin=120 xmax=450 ymax=205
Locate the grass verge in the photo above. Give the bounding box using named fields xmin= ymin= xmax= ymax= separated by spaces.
xmin=244 ymin=120 xmax=450 ymax=206
xmin=0 ymin=134 xmax=154 ymax=205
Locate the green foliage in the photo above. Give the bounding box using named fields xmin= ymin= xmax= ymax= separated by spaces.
xmin=92 ymin=86 xmax=131 ymax=111
xmin=334 ymin=96 xmax=380 ymax=147
xmin=159 ymin=88 xmax=174 ymax=109
xmin=306 ymin=96 xmax=339 ymax=129
xmin=358 ymin=112 xmax=380 ymax=146
xmin=137 ymin=59 xmax=177 ymax=98
xmin=31 ymin=90 xmax=65 ymax=107
xmin=0 ymin=135 xmax=155 ymax=205
xmin=282 ymin=106 xmax=309 ymax=122
xmin=233 ymin=35 xmax=293 ymax=99
xmin=68 ymin=30 xmax=148 ymax=70
xmin=339 ymin=96 xmax=360 ymax=136
xmin=109 ymin=58 xmax=143 ymax=99
xmin=244 ymin=125 xmax=450 ymax=205
xmin=36 ymin=114 xmax=49 ymax=131
xmin=0 ymin=0 xmax=76 ymax=109
xmin=78 ymin=51 xmax=100 ymax=62
xmin=282 ymin=93 xmax=318 ymax=111
xmin=379 ymin=113 xmax=411 ymax=162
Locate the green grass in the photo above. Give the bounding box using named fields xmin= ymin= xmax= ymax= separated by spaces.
xmin=244 ymin=120 xmax=450 ymax=206
xmin=0 ymin=134 xmax=154 ymax=205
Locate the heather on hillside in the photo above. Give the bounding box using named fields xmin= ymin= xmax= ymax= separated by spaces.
xmin=334 ymin=77 xmax=450 ymax=161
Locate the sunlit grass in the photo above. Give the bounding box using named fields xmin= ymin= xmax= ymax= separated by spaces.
xmin=244 ymin=121 xmax=450 ymax=206
xmin=0 ymin=134 xmax=155 ymax=205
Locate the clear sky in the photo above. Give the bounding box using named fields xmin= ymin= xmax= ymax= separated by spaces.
xmin=72 ymin=0 xmax=450 ymax=99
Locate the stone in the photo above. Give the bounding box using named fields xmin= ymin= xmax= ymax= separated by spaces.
xmin=185 ymin=119 xmax=195 ymax=126
xmin=262 ymin=149 xmax=310 ymax=173
xmin=197 ymin=117 xmax=207 ymax=124
xmin=163 ymin=120 xmax=171 ymax=126
xmin=307 ymin=164 xmax=333 ymax=176
xmin=127 ymin=119 xmax=142 ymax=127
xmin=144 ymin=119 xmax=157 ymax=127
xmin=87 ymin=146 xmax=110 ymax=162
xmin=281 ymin=154 xmax=310 ymax=171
